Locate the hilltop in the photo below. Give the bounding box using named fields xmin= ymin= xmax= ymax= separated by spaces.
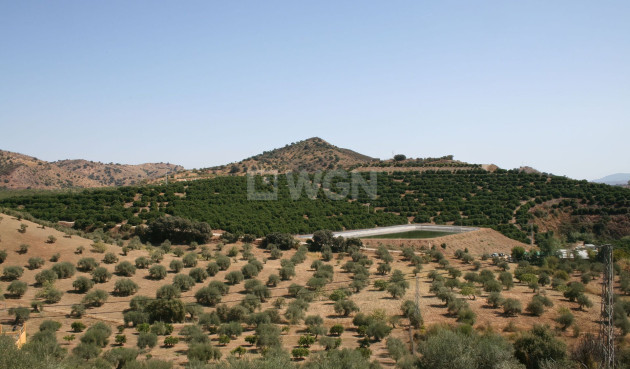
xmin=169 ymin=137 xmax=476 ymax=182
xmin=0 ymin=150 xmax=183 ymax=190
xmin=169 ymin=137 xmax=377 ymax=181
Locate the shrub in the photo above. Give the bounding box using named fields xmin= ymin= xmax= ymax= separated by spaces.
xmin=145 ymin=298 xmax=186 ymax=323
xmin=156 ymin=284 xmax=181 ymax=299
xmin=72 ymin=343 xmax=101 ymax=360
xmin=73 ymin=276 xmax=95 ymax=293
xmin=187 ymin=343 xmax=222 ymax=362
xmin=114 ymin=278 xmax=139 ymax=296
xmin=35 ymin=269 xmax=58 ymax=285
xmin=8 ymin=306 xmax=30 ymax=324
xmin=183 ymin=253 xmax=198 ymax=268
xmin=148 ymin=264 xmax=167 ymax=280
xmin=7 ymin=280 xmax=27 ymax=297
xmin=555 ymin=308 xmax=575 ymax=331
xmin=334 ymin=299 xmax=359 ymax=316
xmin=483 ymin=280 xmax=503 ymax=293
xmin=71 ymin=304 xmax=86 ymax=318
xmin=292 ymin=347 xmax=310 ymax=360
xmin=164 ymin=336 xmax=179 ymax=347
xmin=115 ymin=261 xmax=136 ymax=276
xmin=135 ymin=256 xmax=151 ymax=269
xmin=151 ymin=250 xmax=165 ymax=263
xmin=563 ymin=282 xmax=586 ymax=302
xmin=526 ymin=298 xmax=544 ymax=317
xmin=577 ymin=294 xmax=593 ymax=310
xmin=0 ymin=249 xmax=7 ymax=263
xmin=189 ymin=267 xmax=208 ymax=283
xmin=52 ymin=262 xmax=75 ymax=279
xmin=387 ymin=283 xmax=406 ymax=299
xmin=514 ymin=325 xmax=567 ymax=369
xmin=169 ymin=259 xmax=184 ymax=273
xmin=3 ymin=265 xmax=24 ymax=280
xmin=209 ymin=280 xmax=229 ymax=295
xmin=150 ymin=321 xmax=174 ymax=336
xmin=103 ymin=252 xmax=118 ymax=264
xmin=216 ymin=255 xmax=231 ymax=270
xmin=27 ymin=257 xmax=45 ymax=270
xmin=91 ymin=241 xmax=108 ymax=253
xmin=502 ymin=298 xmax=522 ymax=316
xmin=77 ymin=257 xmax=99 ymax=272
xmin=91 ymin=266 xmax=113 ymax=283
xmin=39 ymin=319 xmax=62 ymax=332
xmin=329 ymin=324 xmax=344 ymax=336
xmin=280 ymin=264 xmax=296 ymax=280
xmin=267 ymin=274 xmax=280 ymax=287
xmin=219 ymin=321 xmax=243 ymax=338
xmin=50 ymin=253 xmax=60 ymax=262
xmin=487 ymin=292 xmax=505 ymax=308
xmin=82 ymin=289 xmax=109 ymax=307
xmin=201 ymin=263 xmax=218 ymax=277
xmin=225 ymin=270 xmax=244 ymax=285
xmin=17 ymin=244 xmax=29 ymax=254
xmin=172 ymin=274 xmax=196 ymax=291
xmin=195 ymin=287 xmax=222 ymax=306
xmin=37 ymin=284 xmax=63 ymax=303
xmin=137 ymin=332 xmax=158 ymax=349
xmin=114 ymin=334 xmax=127 ymax=345
xmin=71 ymin=321 xmax=86 ymax=332
xmin=81 ymin=322 xmax=112 ymax=347
xmin=241 ymin=263 xmax=260 ymax=279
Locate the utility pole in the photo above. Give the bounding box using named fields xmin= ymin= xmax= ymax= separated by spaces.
xmin=599 ymin=244 xmax=615 ymax=369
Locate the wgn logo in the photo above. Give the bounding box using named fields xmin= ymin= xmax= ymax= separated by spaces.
xmin=247 ymin=170 xmax=377 ymax=201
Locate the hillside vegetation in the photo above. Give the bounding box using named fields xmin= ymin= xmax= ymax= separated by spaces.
xmin=1 ymin=214 xmax=629 ymax=369
xmin=0 ymin=150 xmax=182 ymax=190
xmin=1 ymin=170 xmax=629 ymax=245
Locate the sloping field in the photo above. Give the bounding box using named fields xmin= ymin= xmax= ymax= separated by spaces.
xmin=0 ymin=213 xmax=607 ymax=367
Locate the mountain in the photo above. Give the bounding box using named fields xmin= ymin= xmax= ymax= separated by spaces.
xmin=0 ymin=150 xmax=183 ymax=190
xmin=169 ymin=137 xmax=378 ymax=180
xmin=168 ymin=137 xmax=476 ymax=182
xmin=219 ymin=137 xmax=376 ymax=172
xmin=593 ymin=173 xmax=630 ymax=186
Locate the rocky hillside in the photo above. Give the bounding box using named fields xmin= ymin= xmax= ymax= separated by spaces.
xmin=0 ymin=150 xmax=183 ymax=189
xmin=219 ymin=137 xmax=377 ymax=173
xmin=170 ymin=137 xmax=378 ymax=180
xmin=168 ymin=137 xmax=479 ymax=182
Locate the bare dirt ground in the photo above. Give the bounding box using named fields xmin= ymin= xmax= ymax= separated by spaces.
xmin=0 ymin=213 xmax=615 ymax=367
xmin=360 ymin=228 xmax=531 ymax=257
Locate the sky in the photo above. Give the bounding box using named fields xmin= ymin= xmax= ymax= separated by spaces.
xmin=1 ymin=1 xmax=628 ymax=181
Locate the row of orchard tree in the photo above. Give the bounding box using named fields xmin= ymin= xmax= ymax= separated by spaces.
xmin=1 ymin=170 xmax=629 ymax=241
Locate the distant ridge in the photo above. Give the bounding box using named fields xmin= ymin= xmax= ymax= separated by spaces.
xmin=593 ymin=173 xmax=630 ymax=186
xmin=0 ymin=149 xmax=183 ymax=190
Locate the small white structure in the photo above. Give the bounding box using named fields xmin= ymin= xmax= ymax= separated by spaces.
xmin=557 ymin=247 xmax=593 ymax=260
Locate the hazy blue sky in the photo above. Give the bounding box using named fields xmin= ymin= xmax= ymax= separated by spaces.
xmin=1 ymin=1 xmax=628 ymax=181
